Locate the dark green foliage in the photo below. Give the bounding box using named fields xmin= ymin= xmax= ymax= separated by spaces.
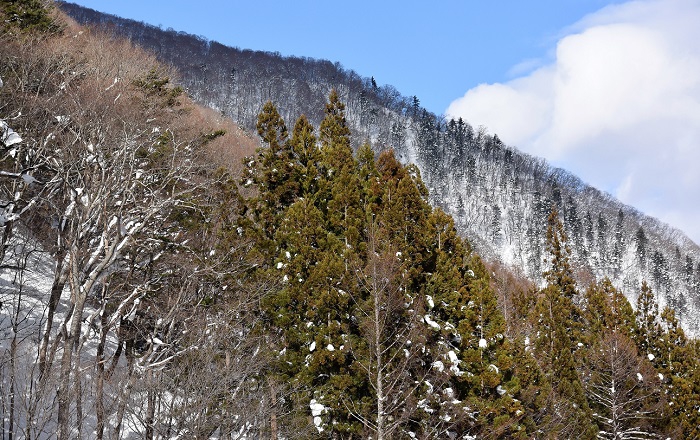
xmin=289 ymin=114 xmax=320 ymax=196
xmin=133 ymin=68 xmax=184 ymax=107
xmin=319 ymin=89 xmax=352 ymax=172
xmin=0 ymin=0 xmax=61 ymax=33
xmin=634 ymin=281 xmax=662 ymax=359
xmin=655 ymin=307 xmax=700 ymax=438
xmin=583 ymin=278 xmax=635 ymax=339
xmin=543 ymin=208 xmax=577 ymax=299
xmin=202 ymin=129 xmax=226 ymax=143
xmin=532 ymin=208 xmax=596 ymax=438
xmin=247 ymin=92 xmax=527 ymax=438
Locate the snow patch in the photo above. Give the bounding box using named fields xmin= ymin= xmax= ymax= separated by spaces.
xmin=424 ymin=314 xmax=440 ymax=330
xmin=1 ymin=120 xmax=22 ymax=147
xmin=309 ymin=399 xmax=327 ymax=433
xmin=21 ymin=173 xmax=37 ymax=185
xmin=417 ymin=398 xmax=434 ymax=414
xmin=447 ymin=350 xmax=459 ymax=363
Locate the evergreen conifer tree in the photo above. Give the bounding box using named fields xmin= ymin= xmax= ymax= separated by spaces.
xmin=657 ymin=307 xmax=700 ymax=438
xmin=319 ymin=89 xmax=353 ymax=175
xmin=289 ymin=114 xmax=320 ymax=197
xmin=583 ymin=278 xmax=635 ymax=341
xmin=247 ymin=101 xmax=294 ymax=246
xmin=0 ymin=0 xmax=60 ymax=33
xmin=250 ymin=95 xmax=533 ymax=439
xmin=533 ymin=208 xmax=596 ymax=438
xmin=633 ymin=281 xmax=662 ymax=362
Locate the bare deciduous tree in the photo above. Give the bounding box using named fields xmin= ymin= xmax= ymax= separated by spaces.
xmin=1 ymin=24 xmax=270 ymax=439
xmin=582 ymin=332 xmax=663 ymax=440
xmin=348 ymin=221 xmax=426 ymax=439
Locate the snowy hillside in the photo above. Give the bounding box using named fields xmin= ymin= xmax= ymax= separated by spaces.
xmin=60 ymin=2 xmax=700 ymax=335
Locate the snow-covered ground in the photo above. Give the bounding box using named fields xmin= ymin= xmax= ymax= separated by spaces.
xmin=0 ymin=232 xmax=143 ymax=439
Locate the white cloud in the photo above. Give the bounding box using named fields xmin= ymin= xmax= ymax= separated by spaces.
xmin=446 ymin=0 xmax=700 ymax=244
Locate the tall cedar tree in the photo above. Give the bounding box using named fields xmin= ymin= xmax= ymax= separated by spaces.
xmin=629 ymin=282 xmax=700 ymax=438
xmin=256 ymin=95 xmax=363 ymax=436
xmin=252 ymin=101 xmax=293 ymax=243
xmin=633 ymin=281 xmax=662 ymax=362
xmin=534 ymin=208 xmax=596 ymax=439
xmin=657 ymin=307 xmax=700 ymax=438
xmin=582 ymin=278 xmax=635 ymax=341
xmin=289 ymin=114 xmax=320 ymax=197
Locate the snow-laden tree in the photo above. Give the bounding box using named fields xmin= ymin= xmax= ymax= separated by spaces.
xmin=533 ymin=208 xmax=597 ymax=438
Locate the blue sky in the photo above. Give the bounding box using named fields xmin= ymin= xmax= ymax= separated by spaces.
xmin=65 ymin=0 xmax=623 ymax=113
xmin=65 ymin=1 xmax=700 ymax=245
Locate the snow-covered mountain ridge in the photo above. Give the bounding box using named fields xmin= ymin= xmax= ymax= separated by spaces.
xmin=59 ymin=2 xmax=700 ymax=335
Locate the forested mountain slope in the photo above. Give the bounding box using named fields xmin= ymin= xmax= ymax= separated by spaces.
xmin=2 ymin=2 xmax=700 ymax=438
xmin=59 ymin=1 xmax=700 ymax=335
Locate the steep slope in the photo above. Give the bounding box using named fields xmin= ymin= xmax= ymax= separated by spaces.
xmin=4 ymin=3 xmax=700 ymax=438
xmin=59 ymin=2 xmax=700 ymax=334
xmin=0 ymin=6 xmax=265 ymax=437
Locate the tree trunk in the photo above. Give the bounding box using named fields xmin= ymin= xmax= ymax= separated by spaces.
xmin=57 ymin=288 xmax=87 ymax=440
xmin=269 ymin=379 xmax=278 ymax=440
xmin=373 ymin=257 xmax=385 ymax=440
xmin=9 ymin=252 xmax=29 ymax=440
xmin=9 ymin=330 xmax=17 ymax=440
xmin=145 ymin=371 xmax=156 ymax=440
xmin=112 ymin=354 xmax=137 ymax=440
xmin=75 ymin=368 xmax=83 ymax=439
xmin=38 ymin=250 xmax=66 ymax=379
xmin=95 ymin=308 xmax=108 ymax=440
